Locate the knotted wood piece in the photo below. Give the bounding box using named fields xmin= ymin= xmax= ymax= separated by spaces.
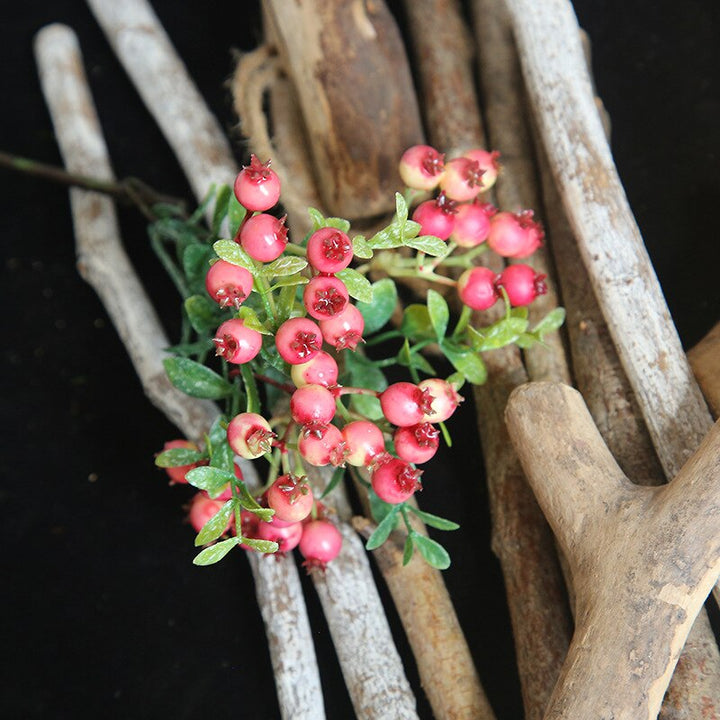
xmin=505 ymin=382 xmax=720 ymax=720
xmin=34 ymin=23 xmax=325 ymax=720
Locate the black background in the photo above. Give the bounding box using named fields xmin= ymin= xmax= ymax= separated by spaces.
xmin=2 ymin=2 xmax=719 ymax=719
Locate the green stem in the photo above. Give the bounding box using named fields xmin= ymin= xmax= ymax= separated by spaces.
xmin=391 ymin=268 xmax=457 ymax=287
xmin=428 ymin=241 xmax=457 ymax=270
xmin=335 ymin=398 xmax=352 ymax=423
xmin=441 ymin=243 xmax=488 ymax=267
xmin=452 ymin=304 xmax=473 ymax=339
xmin=149 ymin=231 xmax=191 ymax=298
xmin=254 ymin=274 xmax=277 ymax=326
xmin=365 ymin=329 xmax=404 ymax=346
xmin=284 ymin=242 xmax=307 ymax=256
xmin=240 ymin=364 xmax=261 ymax=414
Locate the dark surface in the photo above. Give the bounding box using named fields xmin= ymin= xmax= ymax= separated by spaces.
xmin=1 ymin=2 xmax=718 ymax=719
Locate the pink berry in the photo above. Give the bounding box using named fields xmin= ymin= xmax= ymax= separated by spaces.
xmin=394 ymin=423 xmax=440 ymax=464
xmin=418 ymin=378 xmax=463 ymax=423
xmin=290 ymin=351 xmax=339 ymax=388
xmin=205 ymin=260 xmax=254 ymax=308
xmin=319 ymin=304 xmax=365 ymax=350
xmin=496 ymin=264 xmax=548 ymax=306
xmin=266 ymin=474 xmax=314 ymax=523
xmin=303 ymin=275 xmax=349 ymax=320
xmin=256 ymin=518 xmax=303 ymax=553
xmin=299 ymin=520 xmax=343 ymax=570
xmin=239 ymin=213 xmax=288 ymax=262
xmin=457 ymin=267 xmax=499 ymax=311
xmin=487 ymin=210 xmax=544 ymax=258
xmin=450 ymin=202 xmax=496 ymax=248
xmin=371 ymin=458 xmax=422 ymax=504
xmin=341 ymin=420 xmax=386 ymax=467
xmin=213 ymin=319 xmax=262 ymax=364
xmin=238 ymin=510 xmax=260 ymax=551
xmin=188 ymin=493 xmax=231 ymax=535
xmin=398 ymin=145 xmax=446 ymax=191
xmin=233 ymin=154 xmax=281 ymax=212
xmin=227 ymin=412 xmax=275 ymax=459
xmin=439 ymin=157 xmax=486 ymax=201
xmin=290 ymin=384 xmax=336 ymax=427
xmin=411 ymin=192 xmax=456 ymax=240
xmin=275 ymin=317 xmax=323 ymax=364
xmin=464 ymin=149 xmax=501 ymax=191
xmin=161 ymin=439 xmax=203 ymax=485
xmin=306 ymin=227 xmax=353 ymax=274
xmin=298 ymin=423 xmax=346 ymax=467
xmin=379 ymin=382 xmax=435 ymax=427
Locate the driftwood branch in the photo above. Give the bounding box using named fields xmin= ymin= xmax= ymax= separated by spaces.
xmin=688 ymin=321 xmax=720 ymax=418
xmin=506 ymin=382 xmax=720 ymax=720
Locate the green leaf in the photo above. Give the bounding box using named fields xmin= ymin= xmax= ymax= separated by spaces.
xmin=165 ymin=339 xmax=215 ymax=357
xmin=352 ymin=235 xmax=373 ymax=259
xmin=337 ymin=268 xmax=373 ymax=303
xmin=409 ymin=351 xmax=437 ymax=376
xmin=445 ymin=371 xmax=466 ymax=390
xmin=213 ymin=239 xmax=256 ymax=272
xmin=184 ymin=294 xmax=223 ymax=334
xmin=355 ymin=278 xmax=397 ymax=334
xmin=207 ymin=414 xmax=228 ymax=449
xmin=319 ymin=465 xmax=345 ymax=500
xmin=368 ymin=487 xmax=395 ymax=524
xmin=404 ymin=235 xmax=448 ymax=257
xmin=402 ymin=535 xmax=414 ymax=565
xmin=394 ymin=192 xmax=408 ymax=225
xmin=366 ymin=506 xmax=400 ymax=550
xmin=237 ymin=306 xmax=272 ymax=334
xmin=440 ymin=341 xmax=488 ymax=385
xmin=514 ymin=332 xmax=540 ymax=349
xmin=408 ymin=506 xmax=460 ymax=531
xmin=183 ymin=244 xmax=215 ymax=289
xmin=264 ymin=256 xmax=308 ymax=277
xmin=531 ymin=307 xmax=566 ymax=337
xmin=324 ymin=216 xmax=351 ymax=233
xmin=227 ymin=195 xmax=247 ymax=237
xmin=306 ymin=207 xmax=351 ymax=234
xmin=210 ymin=438 xmax=235 ymax=474
xmin=400 ymin=304 xmax=434 ymax=341
xmin=307 ymin=207 xmax=326 ymax=231
xmin=154 ymin=447 xmax=204 ymax=468
xmin=185 ymin=466 xmax=236 ymax=496
xmin=194 ymin=500 xmax=236 ymax=546
xmin=192 ymin=537 xmax=238 ymax=566
xmin=467 ymin=316 xmax=529 ymax=351
xmin=345 ymin=352 xmax=388 ymax=393
xmin=163 ymin=357 xmax=233 ymax=399
xmin=427 ymin=289 xmax=449 ymax=341
xmin=211 ymin=184 xmax=232 ymax=236
xmin=413 ymin=534 xmax=451 ymax=569
xmin=242 ymin=537 xmax=279 ymax=554
xmin=350 ymin=393 xmax=384 ymax=420
xmin=271 ymin=274 xmax=310 ymax=289
xmin=368 ymin=223 xmax=404 ymax=250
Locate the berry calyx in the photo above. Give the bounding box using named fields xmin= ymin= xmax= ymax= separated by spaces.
xmin=213 ymin=319 xmax=263 ymax=364
xmin=227 ymin=412 xmax=276 ymax=459
xmin=233 ymin=155 xmax=281 ymax=212
xmin=239 ymin=213 xmax=288 ymax=262
xmin=464 ymin=149 xmax=501 ymax=191
xmin=371 ymin=457 xmax=423 ymax=504
xmin=298 ymin=423 xmax=346 ymax=467
xmin=319 ymin=304 xmax=365 ymax=350
xmin=341 ymin=420 xmax=386 ymax=467
xmin=290 ymin=384 xmax=336 ymax=428
xmin=290 ymin=351 xmax=339 ymax=388
xmin=418 ymin=378 xmax=463 ymax=423
xmin=457 ymin=266 xmax=500 ymax=311
xmin=398 ymin=145 xmax=446 ymax=191
xmin=303 ymin=275 xmax=349 ymax=320
xmin=275 ymin=317 xmax=323 ymax=364
xmin=439 ymin=157 xmax=486 ymax=201
xmin=205 ymin=260 xmax=254 ymax=308
xmin=411 ymin=192 xmax=457 ymax=240
xmin=496 ymin=264 xmax=548 ymax=306
xmin=299 ymin=519 xmax=343 ymax=570
xmin=450 ymin=202 xmax=496 ymax=248
xmin=487 ymin=210 xmax=544 ymax=258
xmin=266 ymin=474 xmax=314 ymax=523
xmin=379 ymin=382 xmax=435 ymax=427
xmin=393 ymin=423 xmax=440 ymax=464
xmin=306 ymin=227 xmax=354 ymax=274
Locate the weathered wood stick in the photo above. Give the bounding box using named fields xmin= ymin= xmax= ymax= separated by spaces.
xmin=506 ymin=382 xmax=720 ymax=720
xmin=503 ymin=0 xmax=714 ymax=480
xmin=263 ymin=0 xmax=424 ymax=219
xmin=34 ymin=23 xmax=325 ymax=720
xmin=688 ymin=321 xmax=720 ymax=418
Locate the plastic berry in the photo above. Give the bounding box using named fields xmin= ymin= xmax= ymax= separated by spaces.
xmin=379 ymin=382 xmax=435 ymax=427
xmin=496 ymin=264 xmax=548 ymax=306
xmin=303 ymin=275 xmax=349 ymax=320
xmin=298 ymin=424 xmax=346 ymax=467
xmin=290 ymin=384 xmax=336 ymax=428
xmin=233 ymin=154 xmax=281 ymax=212
xmin=341 ymin=420 xmax=386 ymax=467
xmin=457 ymin=266 xmax=500 ymax=311
xmin=275 ymin=317 xmax=323 ymax=364
xmin=487 ymin=210 xmax=544 ymax=259
xmin=411 ymin=192 xmax=456 ymax=240
xmin=299 ymin=520 xmax=343 ymax=570
xmin=213 ymin=319 xmax=263 ymax=364
xmin=188 ymin=493 xmax=231 ymax=535
xmin=393 ymin=423 xmax=440 ymax=464
xmin=418 ymin=378 xmax=463 ymax=423
xmin=266 ymin=474 xmax=314 ymax=523
xmin=439 ymin=157 xmax=486 ymax=202
xmin=205 ymin=260 xmax=254 ymax=308
xmin=238 ymin=510 xmax=260 ymax=551
xmin=161 ymin=439 xmax=203 ymax=485
xmin=290 ymin=351 xmax=339 ymax=388
xmin=306 ymin=227 xmax=354 ymax=274
xmin=255 ymin=519 xmax=303 ymax=553
xmin=398 ymin=145 xmax=446 ymax=191
xmin=371 ymin=457 xmax=423 ymax=504
xmin=319 ymin=304 xmax=365 ymax=350
xmin=227 ymin=412 xmax=276 ymax=459
xmin=239 ymin=213 xmax=288 ymax=262
xmin=450 ymin=202 xmax=496 ymax=248
xmin=464 ymin=149 xmax=501 ymax=191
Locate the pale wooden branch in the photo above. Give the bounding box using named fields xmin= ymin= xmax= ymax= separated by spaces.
xmin=506 ymin=382 xmax=720 ymax=720
xmin=688 ymin=321 xmax=720 ymax=418
xmin=34 ymin=22 xmax=325 ymax=720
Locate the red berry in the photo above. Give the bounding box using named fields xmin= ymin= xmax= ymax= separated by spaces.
xmin=239 ymin=213 xmax=288 ymax=262
xmin=267 ymin=474 xmax=314 ymax=523
xmin=298 ymin=423 xmax=346 ymax=467
xmin=464 ymin=149 xmax=500 ymax=191
xmin=303 ymin=275 xmax=349 ymax=320
xmin=233 ymin=154 xmax=281 ymax=212
xmin=341 ymin=420 xmax=386 ymax=467
xmin=496 ymin=264 xmax=548 ymax=306
xmin=319 ymin=304 xmax=365 ymax=350
xmin=450 ymin=202 xmax=496 ymax=248
xmin=213 ymin=319 xmax=262 ymax=364
xmin=398 ymin=145 xmax=446 ymax=191
xmin=238 ymin=510 xmax=260 ymax=551
xmin=290 ymin=351 xmax=339 ymax=388
xmin=275 ymin=317 xmax=323 ymax=364
xmin=371 ymin=458 xmax=422 ymax=504
xmin=306 ymin=227 xmax=353 ymax=274
xmin=393 ymin=423 xmax=440 ymax=464
xmin=188 ymin=493 xmax=231 ymax=535
xmin=256 ymin=518 xmax=303 ymax=553
xmin=380 ymin=382 xmax=435 ymax=427
xmin=457 ymin=266 xmax=499 ymax=311
xmin=487 ymin=211 xmax=544 ymax=258
xmin=299 ymin=520 xmax=343 ymax=570
xmin=161 ymin=439 xmax=204 ymax=485
xmin=290 ymin=384 xmax=336 ymax=427
xmin=418 ymin=378 xmax=463 ymax=423
xmin=205 ymin=260 xmax=254 ymax=308
xmin=411 ymin=193 xmax=456 ymax=240
xmin=439 ymin=157 xmax=485 ymax=201
xmin=227 ymin=412 xmax=275 ymax=459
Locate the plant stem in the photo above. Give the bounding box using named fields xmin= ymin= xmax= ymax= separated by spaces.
xmin=452 ymin=304 xmax=473 ymax=338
